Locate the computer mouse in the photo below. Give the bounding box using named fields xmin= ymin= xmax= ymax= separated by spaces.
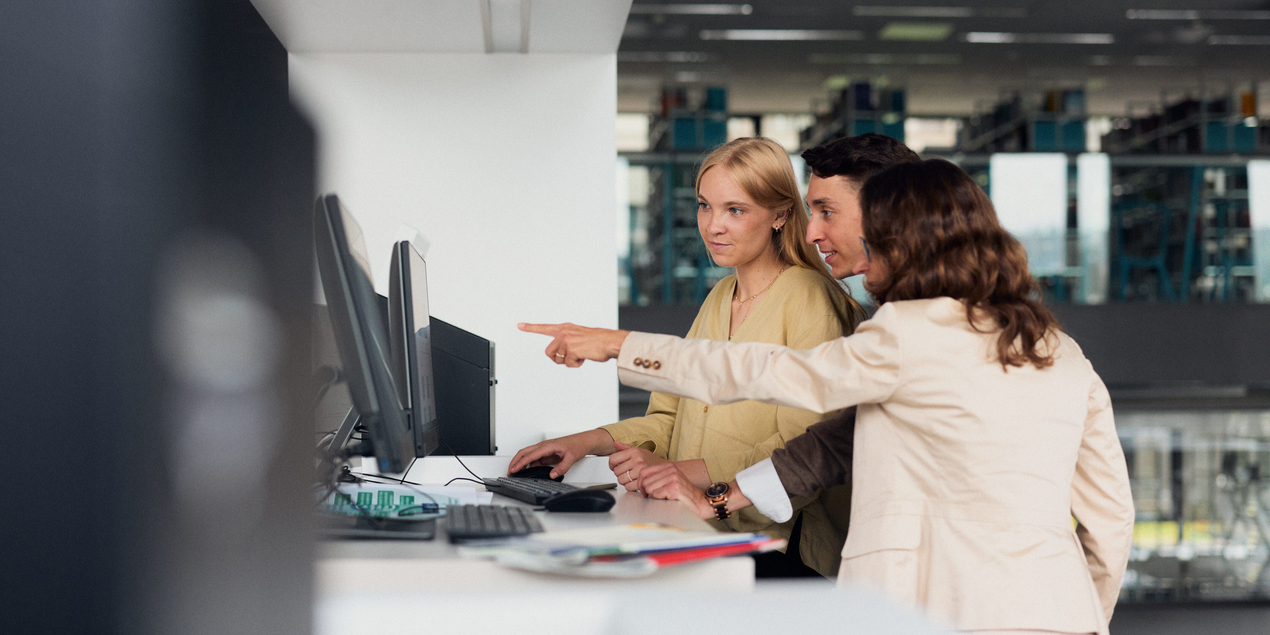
xmin=541 ymin=489 xmax=616 ymax=513
xmin=510 ymin=464 xmax=563 ymax=482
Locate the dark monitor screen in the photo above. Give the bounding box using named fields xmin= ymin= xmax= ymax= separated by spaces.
xmin=388 ymin=241 xmax=440 ymax=457
xmin=313 ymin=194 xmax=412 ymax=475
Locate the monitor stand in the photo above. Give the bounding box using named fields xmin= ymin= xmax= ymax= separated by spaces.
xmin=316 ymin=407 xmax=437 ymax=541
xmin=329 ymin=406 xmax=360 ymax=456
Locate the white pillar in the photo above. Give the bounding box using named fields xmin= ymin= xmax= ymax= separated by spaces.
xmin=1077 ymin=153 xmax=1111 ymax=304
xmin=989 ymin=153 xmax=1068 ymax=277
xmin=1248 ymin=159 xmax=1270 ymax=301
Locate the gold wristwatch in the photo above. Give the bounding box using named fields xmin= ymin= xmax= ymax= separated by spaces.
xmin=705 ymin=482 xmax=731 ymax=520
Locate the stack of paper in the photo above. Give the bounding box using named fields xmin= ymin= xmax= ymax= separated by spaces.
xmin=462 ymin=523 xmax=784 ymax=578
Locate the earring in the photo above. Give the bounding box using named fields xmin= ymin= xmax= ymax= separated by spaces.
xmin=775 ymin=224 xmax=784 ymax=232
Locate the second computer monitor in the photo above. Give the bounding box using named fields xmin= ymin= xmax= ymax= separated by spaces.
xmin=388 ymin=240 xmax=441 ymax=457
xmin=314 ymin=194 xmax=413 ymax=475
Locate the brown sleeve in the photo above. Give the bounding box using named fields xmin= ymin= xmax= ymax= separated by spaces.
xmin=769 ymin=406 xmax=856 ymax=498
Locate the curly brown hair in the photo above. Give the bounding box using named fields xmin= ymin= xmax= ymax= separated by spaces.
xmin=860 ymin=159 xmax=1059 ymax=369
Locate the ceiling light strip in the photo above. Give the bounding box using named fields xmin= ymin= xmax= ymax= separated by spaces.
xmin=618 ymin=51 xmax=712 ymax=63
xmin=630 ymin=3 xmax=753 ymax=15
xmin=1133 ymin=55 xmax=1195 ymax=66
xmin=965 ymin=32 xmax=1114 ymax=44
xmin=853 ymin=6 xmax=1026 ymax=18
xmin=700 ymin=29 xmax=864 ymax=41
xmin=808 ymin=53 xmax=962 ymax=65
xmin=879 ymin=22 xmax=954 ymax=41
xmin=1126 ymin=9 xmax=1270 ymax=20
xmin=1209 ymin=35 xmax=1270 ymax=45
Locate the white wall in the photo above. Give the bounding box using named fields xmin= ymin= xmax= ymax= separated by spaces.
xmin=290 ymin=53 xmax=619 ymax=454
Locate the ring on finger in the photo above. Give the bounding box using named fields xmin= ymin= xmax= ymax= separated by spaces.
xmin=555 ymin=353 xmax=565 ymax=358
xmin=626 ymin=470 xmax=632 ymax=484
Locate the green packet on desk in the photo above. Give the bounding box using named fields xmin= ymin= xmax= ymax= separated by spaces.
xmin=318 ymin=482 xmax=493 ymax=520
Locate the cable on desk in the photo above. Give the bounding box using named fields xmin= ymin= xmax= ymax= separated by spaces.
xmin=445 ymin=442 xmax=483 ymax=480
xmin=445 ymin=477 xmax=485 ymax=487
xmin=396 ymin=456 xmax=416 ymax=485
xmin=351 ymin=471 xmax=422 ymax=486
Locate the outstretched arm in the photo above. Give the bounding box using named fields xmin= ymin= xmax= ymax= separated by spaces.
xmin=519 ymin=303 xmax=902 ymax=415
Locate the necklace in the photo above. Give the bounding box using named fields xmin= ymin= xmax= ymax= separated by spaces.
xmin=730 ymin=266 xmax=788 ymax=339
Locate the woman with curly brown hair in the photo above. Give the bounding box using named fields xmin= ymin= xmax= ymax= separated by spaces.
xmin=520 ymin=159 xmax=1135 ymax=635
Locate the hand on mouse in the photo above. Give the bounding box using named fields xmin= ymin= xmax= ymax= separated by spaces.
xmin=507 ymin=429 xmax=617 ymax=479
xmin=608 ymin=441 xmax=667 ymax=492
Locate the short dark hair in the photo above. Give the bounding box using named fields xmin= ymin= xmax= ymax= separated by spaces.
xmin=800 ymin=133 xmax=921 ymax=184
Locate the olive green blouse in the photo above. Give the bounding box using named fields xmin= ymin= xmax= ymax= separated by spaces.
xmin=601 ymin=265 xmax=858 ymax=577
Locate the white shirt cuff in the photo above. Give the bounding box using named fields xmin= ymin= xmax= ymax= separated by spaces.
xmin=734 ymin=458 xmax=793 ymax=523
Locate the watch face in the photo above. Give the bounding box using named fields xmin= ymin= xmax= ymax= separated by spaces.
xmin=705 ymin=482 xmax=729 ymax=498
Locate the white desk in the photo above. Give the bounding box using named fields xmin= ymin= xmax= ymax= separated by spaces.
xmin=318 ymin=456 xmax=755 ymax=592
xmin=316 ymin=582 xmax=939 ymax=635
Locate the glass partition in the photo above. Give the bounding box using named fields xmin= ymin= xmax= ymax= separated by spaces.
xmin=1118 ymin=409 xmax=1270 ymax=603
xmin=620 ymin=152 xmax=1270 ymax=307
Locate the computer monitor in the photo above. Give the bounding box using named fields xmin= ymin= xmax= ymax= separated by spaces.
xmin=313 ymin=193 xmax=413 ymax=475
xmin=388 ymin=240 xmax=441 ymax=457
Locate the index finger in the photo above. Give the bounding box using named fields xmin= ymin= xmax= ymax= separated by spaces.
xmin=518 ymin=323 xmax=562 ymax=336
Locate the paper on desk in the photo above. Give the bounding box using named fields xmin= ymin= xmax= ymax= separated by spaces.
xmin=458 ymin=523 xmax=766 ymax=560
xmin=462 ymin=534 xmax=785 ymax=579
xmin=526 ymin=523 xmax=765 ymax=556
xmin=492 ymin=551 xmax=660 ymax=578
xmin=320 ymin=482 xmax=492 ymax=519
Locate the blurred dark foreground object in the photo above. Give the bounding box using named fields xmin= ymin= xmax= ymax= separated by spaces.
xmin=0 ymin=1 xmax=315 ymax=634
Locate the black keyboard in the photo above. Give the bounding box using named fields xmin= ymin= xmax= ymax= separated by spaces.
xmin=482 ymin=476 xmax=579 ymax=505
xmin=444 ymin=504 xmax=543 ymax=542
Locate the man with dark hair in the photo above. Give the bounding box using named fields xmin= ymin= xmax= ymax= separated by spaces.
xmin=707 ymin=133 xmax=922 ymax=552
xmin=523 ymin=132 xmax=926 ymax=580
xmin=800 ymin=133 xmax=921 ymax=281
xmin=643 ymin=132 xmax=921 ymax=576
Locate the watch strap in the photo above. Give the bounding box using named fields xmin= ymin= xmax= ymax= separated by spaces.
xmin=706 ymin=482 xmax=731 ymax=520
xmin=712 ymin=499 xmax=730 ymax=520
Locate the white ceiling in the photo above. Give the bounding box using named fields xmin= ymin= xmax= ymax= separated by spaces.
xmin=616 ymin=0 xmax=1270 ymax=115
xmin=250 ymin=0 xmax=633 ymax=54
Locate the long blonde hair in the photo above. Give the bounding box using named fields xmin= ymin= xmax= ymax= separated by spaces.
xmin=695 ymin=137 xmax=866 ymax=329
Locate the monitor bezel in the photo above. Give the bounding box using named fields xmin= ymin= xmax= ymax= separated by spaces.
xmin=388 ymin=240 xmax=441 ymax=458
xmin=313 ymin=194 xmax=413 ymax=475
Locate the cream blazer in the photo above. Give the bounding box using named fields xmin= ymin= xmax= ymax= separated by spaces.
xmin=602 ymin=266 xmax=857 ymax=577
xmin=615 ymin=297 xmax=1135 ymax=634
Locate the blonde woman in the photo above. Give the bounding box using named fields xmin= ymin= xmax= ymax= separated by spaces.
xmin=509 ymin=137 xmax=865 ymax=577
